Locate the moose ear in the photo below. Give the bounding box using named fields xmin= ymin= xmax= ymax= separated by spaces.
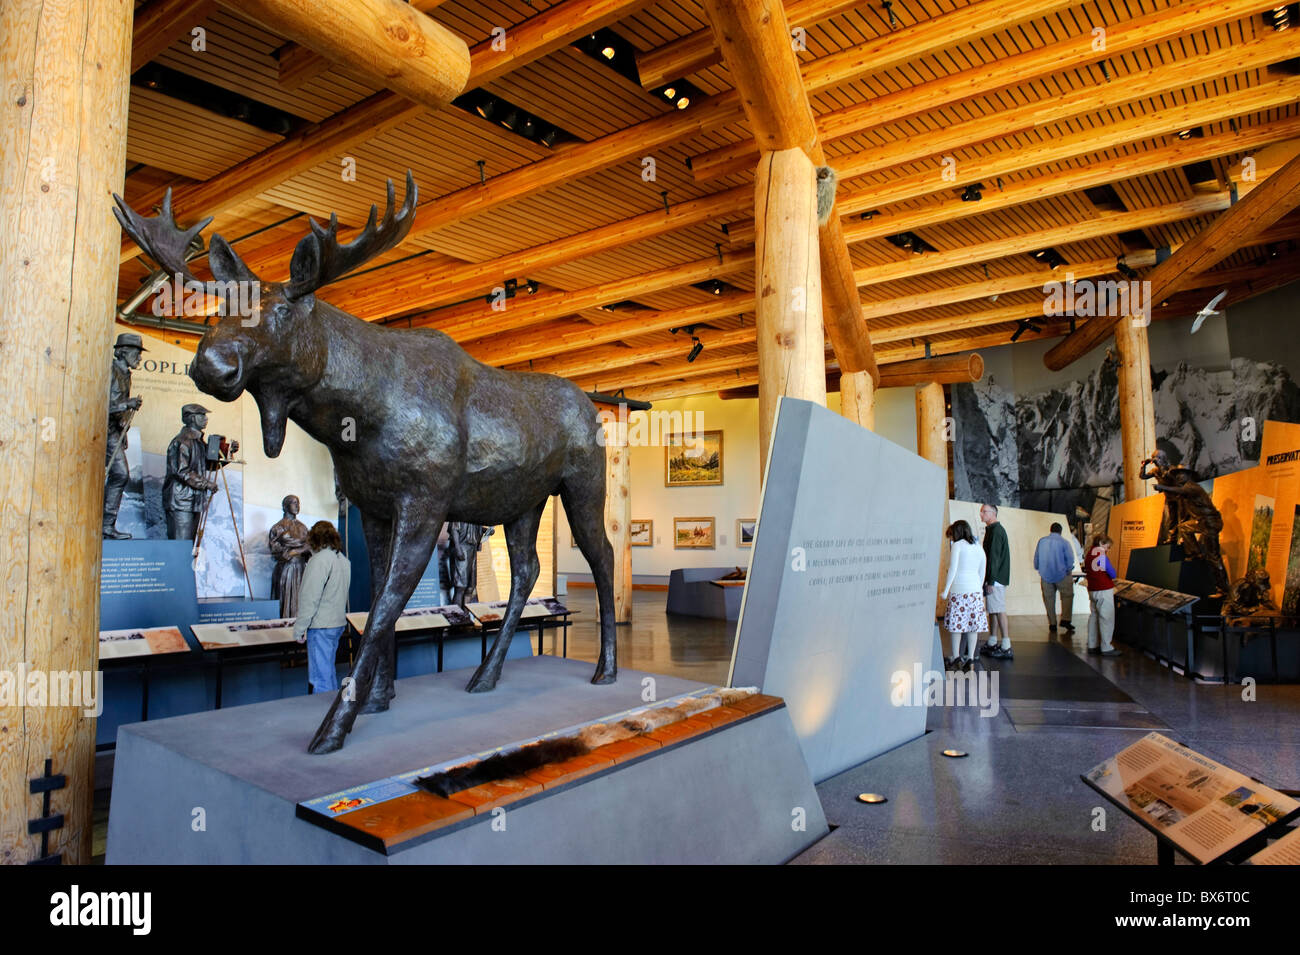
xmin=287 ymin=231 xmax=321 ymax=301
xmin=208 ymin=234 xmax=259 ymax=286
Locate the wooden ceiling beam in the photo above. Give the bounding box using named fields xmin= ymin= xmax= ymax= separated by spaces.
xmin=399 ymin=249 xmax=753 ymax=339
xmin=699 ymin=27 xmax=1300 ymax=182
xmin=1046 ymin=151 xmax=1300 ymax=369
xmin=635 ymin=0 xmax=863 ymax=89
xmin=326 ymin=186 xmax=751 ymax=319
xmin=122 ymin=0 xmax=660 ymax=262
xmin=853 ymin=193 xmax=1230 ymax=289
xmin=275 ymin=0 xmax=448 ymax=89
xmin=721 ymin=111 xmax=1300 ymax=248
xmin=133 ymin=0 xmax=217 ymax=73
xmin=221 ymin=0 xmax=469 ymax=110
xmin=463 ymin=291 xmax=756 ymax=366
xmin=688 ymin=0 xmax=1282 ymax=180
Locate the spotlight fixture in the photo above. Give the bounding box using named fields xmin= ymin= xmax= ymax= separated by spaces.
xmin=539 ymin=128 xmax=558 ymax=148
xmin=1268 ymin=4 xmax=1292 ymax=30
xmin=1033 ymin=247 xmax=1067 ymax=270
xmin=475 ymin=99 xmax=496 ymax=120
xmin=663 ymin=87 xmax=676 ymax=99
xmin=1177 ymin=128 xmax=1192 ymax=139
xmin=687 ymin=336 xmax=704 ymax=362
xmin=525 ymin=279 xmax=540 ymax=295
xmin=1010 ymin=318 xmax=1043 ymax=342
xmin=857 ymin=793 xmax=888 ymax=804
xmin=1116 ymin=256 xmax=1140 ymax=280
xmin=500 ymin=109 xmax=519 ymax=130
xmin=961 ymin=183 xmax=983 ymax=202
xmin=676 ymin=96 xmax=690 ymax=109
xmin=886 ymin=231 xmax=937 ymax=255
xmin=601 ymin=45 xmax=617 ymax=59
xmin=882 ymin=0 xmax=899 ymax=29
xmin=521 ymin=117 xmax=536 ymax=136
xmin=941 ymin=748 xmax=969 ymax=758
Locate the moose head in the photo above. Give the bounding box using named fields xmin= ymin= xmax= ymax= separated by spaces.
xmin=113 ymin=173 xmax=418 ymax=458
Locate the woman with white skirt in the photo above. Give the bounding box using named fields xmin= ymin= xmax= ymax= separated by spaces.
xmin=940 ymin=519 xmax=989 ymax=672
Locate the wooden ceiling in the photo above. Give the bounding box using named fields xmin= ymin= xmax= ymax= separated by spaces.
xmin=119 ymin=0 xmax=1300 ymax=402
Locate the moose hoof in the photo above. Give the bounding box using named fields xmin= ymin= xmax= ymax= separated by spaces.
xmin=591 ymin=666 xmax=617 ymax=685
xmin=308 ymin=728 xmax=346 ymax=755
xmin=358 ymin=697 xmax=390 ymax=714
xmin=465 ymin=670 xmax=498 ymax=693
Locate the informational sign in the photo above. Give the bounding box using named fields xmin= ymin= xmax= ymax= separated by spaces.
xmin=1246 ymin=825 xmax=1300 ymax=865
xmin=99 ymin=540 xmax=201 ymax=632
xmin=730 ymin=399 xmax=945 ymax=782
xmin=98 ymin=626 xmax=192 ymax=659
xmin=346 ymin=604 xmax=476 ymax=634
xmin=1084 ymin=732 xmax=1298 ymax=863
xmin=1106 ymin=494 xmax=1166 ymax=579
xmin=189 ymin=619 xmax=298 ymax=650
xmin=466 ymin=597 xmax=568 ymax=624
xmin=197 ymin=599 xmax=281 ymax=625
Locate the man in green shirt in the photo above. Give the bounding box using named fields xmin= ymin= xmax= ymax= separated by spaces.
xmin=980 ymin=503 xmax=1013 ymax=659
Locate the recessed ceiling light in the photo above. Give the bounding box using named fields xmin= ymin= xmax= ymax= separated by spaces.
xmin=676 ymin=96 xmax=690 ymax=109
xmin=857 ymin=793 xmax=888 ymax=804
xmin=602 ymin=46 xmax=616 ymax=59
xmin=663 ymin=87 xmax=676 ymax=99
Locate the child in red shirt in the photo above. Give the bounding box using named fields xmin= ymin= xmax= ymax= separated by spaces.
xmin=1084 ymin=535 xmax=1121 ymax=657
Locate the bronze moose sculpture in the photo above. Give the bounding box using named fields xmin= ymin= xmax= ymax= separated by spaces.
xmin=114 ymin=173 xmax=618 ymax=754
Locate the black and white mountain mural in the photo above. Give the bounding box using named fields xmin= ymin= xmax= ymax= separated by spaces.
xmin=954 ymin=354 xmax=1300 ymax=507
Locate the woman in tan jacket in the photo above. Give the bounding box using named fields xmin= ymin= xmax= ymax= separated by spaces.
xmin=292 ymin=521 xmax=352 ymax=692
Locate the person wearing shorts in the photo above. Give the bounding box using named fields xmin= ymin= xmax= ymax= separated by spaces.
xmin=980 ymin=503 xmax=1013 ymax=659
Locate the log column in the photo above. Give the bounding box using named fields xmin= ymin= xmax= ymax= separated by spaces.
xmin=755 ymin=148 xmax=827 ymax=474
xmin=916 ymin=382 xmax=952 ymax=613
xmin=0 ymin=0 xmax=133 ymax=865
xmin=839 ymin=369 xmax=876 ymax=431
xmin=1114 ymin=317 xmax=1157 ymax=499
xmin=597 ymin=403 xmax=633 ymax=624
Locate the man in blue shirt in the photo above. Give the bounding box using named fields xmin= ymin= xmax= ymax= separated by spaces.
xmin=1033 ymin=523 xmax=1078 ymax=633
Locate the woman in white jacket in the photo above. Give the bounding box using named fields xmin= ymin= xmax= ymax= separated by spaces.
xmin=940 ymin=520 xmax=988 ymax=671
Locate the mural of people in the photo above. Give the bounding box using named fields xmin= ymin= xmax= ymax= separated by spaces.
xmin=269 ymin=494 xmax=310 ymax=617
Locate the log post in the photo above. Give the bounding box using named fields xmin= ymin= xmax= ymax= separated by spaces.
xmin=916 ymin=382 xmax=951 ymax=614
xmin=839 ymin=369 xmax=876 ymax=431
xmin=0 ymin=0 xmax=133 ymax=865
xmin=600 ymin=411 xmax=633 ymax=624
xmin=755 ymin=148 xmax=827 ymax=476
xmin=1114 ymin=316 xmax=1157 ymax=500
xmin=224 ymin=0 xmax=470 ymax=112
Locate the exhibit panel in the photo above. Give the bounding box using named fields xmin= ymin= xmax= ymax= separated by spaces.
xmin=731 ymin=399 xmax=946 ymax=781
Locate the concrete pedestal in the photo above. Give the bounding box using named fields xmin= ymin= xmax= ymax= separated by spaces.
xmin=107 ymin=656 xmax=826 ymax=863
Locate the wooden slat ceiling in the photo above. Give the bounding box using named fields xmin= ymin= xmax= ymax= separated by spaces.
xmin=119 ymin=0 xmax=1300 ymax=397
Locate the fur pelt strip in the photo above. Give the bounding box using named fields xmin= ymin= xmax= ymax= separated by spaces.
xmin=415 ymin=686 xmax=757 ymax=798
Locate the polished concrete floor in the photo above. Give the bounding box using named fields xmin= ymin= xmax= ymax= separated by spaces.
xmin=562 ymin=588 xmax=1300 ymax=865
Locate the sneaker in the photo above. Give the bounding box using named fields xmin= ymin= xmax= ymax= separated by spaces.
xmin=979 ymin=642 xmax=998 ymax=656
xmin=1086 ymin=646 xmax=1102 ymax=655
xmin=943 ymin=657 xmax=956 ymax=671
xmin=960 ymin=657 xmax=973 ymax=672
xmin=989 ymin=645 xmax=1014 ymax=660
xmin=1101 ymin=648 xmax=1123 ymax=657
xmin=1048 ymin=624 xmax=1058 ymax=632
xmin=1061 ymin=621 xmax=1076 ymax=631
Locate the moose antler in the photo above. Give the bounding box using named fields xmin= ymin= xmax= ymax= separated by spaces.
xmin=112 ymin=189 xmax=211 ymax=283
xmin=286 ymin=170 xmax=418 ymax=300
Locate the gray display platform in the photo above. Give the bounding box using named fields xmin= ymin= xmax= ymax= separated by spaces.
xmin=666 ymin=566 xmax=745 ymax=619
xmin=108 ymin=656 xmax=826 ymax=863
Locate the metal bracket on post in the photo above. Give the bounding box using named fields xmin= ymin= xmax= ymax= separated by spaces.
xmin=27 ymin=758 xmax=66 ymax=864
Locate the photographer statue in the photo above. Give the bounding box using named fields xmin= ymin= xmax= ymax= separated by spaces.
xmin=163 ymin=403 xmax=225 ymax=540
xmin=103 ymin=333 xmax=146 ymax=539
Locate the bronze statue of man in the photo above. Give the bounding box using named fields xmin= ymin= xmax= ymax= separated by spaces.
xmin=448 ymin=522 xmax=493 ymax=606
xmin=163 ymin=403 xmax=218 ymax=540
xmin=1154 ymin=471 xmax=1230 ymax=596
xmin=269 ymin=494 xmax=310 ymax=616
xmin=1139 ymin=449 xmax=1181 ymax=545
xmin=103 ymin=333 xmax=146 ymax=539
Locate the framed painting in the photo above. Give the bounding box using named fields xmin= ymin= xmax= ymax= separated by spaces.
xmin=630 ymin=519 xmax=653 ymax=546
xmin=736 ymin=518 xmax=756 ymax=548
xmin=674 ymin=517 xmax=716 ymax=549
xmin=665 ymin=430 xmax=723 ymax=486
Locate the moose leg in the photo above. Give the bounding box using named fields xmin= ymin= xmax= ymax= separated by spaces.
xmin=358 ymin=510 xmax=397 ymax=713
xmin=308 ymin=506 xmax=443 ymax=754
xmin=465 ymin=502 xmax=544 ymax=693
xmin=561 ymin=475 xmax=617 ymax=685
